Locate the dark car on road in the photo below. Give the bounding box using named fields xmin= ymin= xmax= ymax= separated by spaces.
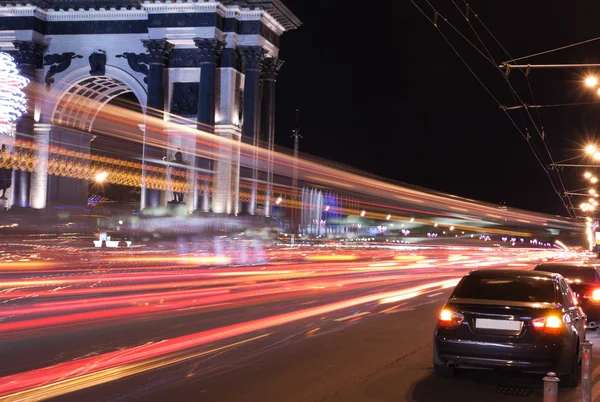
xmin=534 ymin=263 xmax=600 ymax=330
xmin=433 ymin=269 xmax=585 ymax=387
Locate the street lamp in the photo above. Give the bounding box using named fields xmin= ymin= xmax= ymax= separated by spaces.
xmin=586 ymin=76 xmax=598 ymax=87
xmin=587 ymin=145 xmax=598 ymax=155
xmin=581 ymin=202 xmax=596 ymax=212
xmin=360 ymin=210 xmax=365 ymax=217
xmin=386 ymin=214 xmax=391 ymax=220
xmin=585 ymin=172 xmax=593 ymax=178
xmin=95 ymin=171 xmax=108 ymax=183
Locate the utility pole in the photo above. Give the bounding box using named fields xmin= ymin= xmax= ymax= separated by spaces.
xmin=291 ymin=108 xmax=302 ymax=234
xmin=291 ymin=108 xmax=302 ymax=189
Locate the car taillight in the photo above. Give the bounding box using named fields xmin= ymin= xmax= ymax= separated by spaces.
xmin=592 ymin=289 xmax=600 ymax=301
xmin=532 ymin=316 xmax=563 ymax=334
xmin=438 ymin=308 xmax=464 ymax=328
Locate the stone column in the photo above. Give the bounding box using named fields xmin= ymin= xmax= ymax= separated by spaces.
xmin=11 ymin=40 xmax=46 ymax=208
xmin=30 ymin=123 xmax=52 ymax=209
xmin=238 ymin=46 xmax=264 ymax=215
xmin=140 ymin=39 xmax=173 ymax=210
xmin=192 ymin=38 xmax=224 ymax=213
xmin=260 ymin=57 xmax=284 ymax=218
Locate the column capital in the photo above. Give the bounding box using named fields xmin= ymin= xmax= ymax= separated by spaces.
xmin=237 ymin=46 xmax=264 ymax=72
xmin=193 ymin=38 xmax=225 ymax=64
xmin=12 ymin=40 xmax=47 ymax=69
xmin=261 ymin=57 xmax=284 ymax=81
xmin=141 ymin=39 xmax=174 ymax=65
xmin=33 ymin=123 xmax=52 ymax=134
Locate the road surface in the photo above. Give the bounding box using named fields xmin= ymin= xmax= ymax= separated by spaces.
xmin=0 ymin=243 xmax=593 ymax=401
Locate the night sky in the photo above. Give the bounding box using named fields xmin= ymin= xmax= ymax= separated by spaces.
xmin=275 ymin=0 xmax=600 ymax=216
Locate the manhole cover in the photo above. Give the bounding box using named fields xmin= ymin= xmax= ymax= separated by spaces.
xmin=496 ymin=384 xmax=532 ymax=396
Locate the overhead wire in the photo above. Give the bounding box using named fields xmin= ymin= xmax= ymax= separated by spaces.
xmin=503 ymin=36 xmax=600 ymax=64
xmin=437 ymin=0 xmax=574 ymax=217
xmin=454 ymin=0 xmax=576 ymax=217
xmin=410 ymin=0 xmax=574 ymax=217
xmin=503 ymin=102 xmax=600 ymax=109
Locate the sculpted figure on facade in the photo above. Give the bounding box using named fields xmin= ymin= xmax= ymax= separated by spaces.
xmin=89 ymin=49 xmax=106 ymax=76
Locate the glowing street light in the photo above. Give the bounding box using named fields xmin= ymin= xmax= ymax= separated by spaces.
xmin=324 ymin=205 xmax=330 ymax=211
xmin=386 ymin=214 xmax=391 ymax=220
xmin=585 ymin=172 xmax=593 ymax=178
xmin=586 ymin=76 xmax=598 ymax=87
xmin=587 ymin=145 xmax=598 ymax=155
xmin=590 ymin=189 xmax=597 ymax=195
xmin=581 ymin=202 xmax=596 ymax=212
xmin=95 ymin=171 xmax=108 ymax=182
xmin=593 ymin=177 xmax=599 ymax=184
xmin=409 ymin=217 xmax=415 ymax=223
xmin=594 ymin=152 xmax=600 ymax=161
xmin=449 ymin=226 xmax=455 ymax=231
xmin=275 ymin=197 xmax=282 ymax=205
xmin=597 ymin=87 xmax=600 ymax=96
xmin=360 ymin=210 xmax=366 ymax=217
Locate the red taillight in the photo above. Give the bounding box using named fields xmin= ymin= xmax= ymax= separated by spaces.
xmin=438 ymin=308 xmax=464 ymax=328
xmin=591 ymin=289 xmax=600 ymax=301
xmin=532 ymin=316 xmax=563 ymax=334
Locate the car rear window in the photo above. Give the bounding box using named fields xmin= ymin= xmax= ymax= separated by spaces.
xmin=534 ymin=265 xmax=596 ymax=284
xmin=452 ymin=275 xmax=555 ymax=302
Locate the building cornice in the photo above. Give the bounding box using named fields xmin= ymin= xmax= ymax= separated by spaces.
xmin=141 ymin=0 xmax=219 ymax=14
xmin=45 ymin=7 xmax=147 ymax=21
xmin=0 ymin=4 xmax=44 ymax=18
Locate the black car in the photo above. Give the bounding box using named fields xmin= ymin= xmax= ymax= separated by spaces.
xmin=433 ymin=269 xmax=585 ymax=387
xmin=534 ymin=263 xmax=600 ymax=329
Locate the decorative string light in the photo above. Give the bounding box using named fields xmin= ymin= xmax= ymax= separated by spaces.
xmin=0 ymin=52 xmax=28 ymax=135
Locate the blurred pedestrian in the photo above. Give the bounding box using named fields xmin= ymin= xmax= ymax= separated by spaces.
xmin=172 ymin=150 xmax=187 ymax=203
xmin=0 ymin=144 xmax=12 ymax=200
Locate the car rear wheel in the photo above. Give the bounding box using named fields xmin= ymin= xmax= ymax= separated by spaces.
xmin=433 ymin=361 xmax=455 ymax=378
xmin=562 ymin=341 xmax=581 ymax=388
xmin=432 ymin=341 xmax=454 ymax=378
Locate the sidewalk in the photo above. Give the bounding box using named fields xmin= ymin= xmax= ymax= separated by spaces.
xmin=563 ymin=329 xmax=600 ymax=401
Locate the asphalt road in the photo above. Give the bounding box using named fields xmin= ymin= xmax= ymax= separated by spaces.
xmin=48 ymin=289 xmax=600 ymax=402
xmin=0 ymin=245 xmax=592 ymax=402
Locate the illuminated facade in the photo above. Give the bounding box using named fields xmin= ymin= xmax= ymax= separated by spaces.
xmin=0 ymin=0 xmax=300 ymax=215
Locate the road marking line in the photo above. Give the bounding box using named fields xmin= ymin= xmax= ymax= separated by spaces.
xmin=334 ymin=312 xmax=370 ymax=322
xmin=427 ymin=292 xmax=444 ymax=298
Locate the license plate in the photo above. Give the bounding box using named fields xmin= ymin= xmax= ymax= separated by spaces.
xmin=475 ymin=318 xmax=522 ymax=331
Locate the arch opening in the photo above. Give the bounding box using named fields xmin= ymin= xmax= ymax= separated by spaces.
xmin=53 ymin=76 xmax=134 ymax=132
xmin=49 ymin=75 xmax=146 ymax=209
